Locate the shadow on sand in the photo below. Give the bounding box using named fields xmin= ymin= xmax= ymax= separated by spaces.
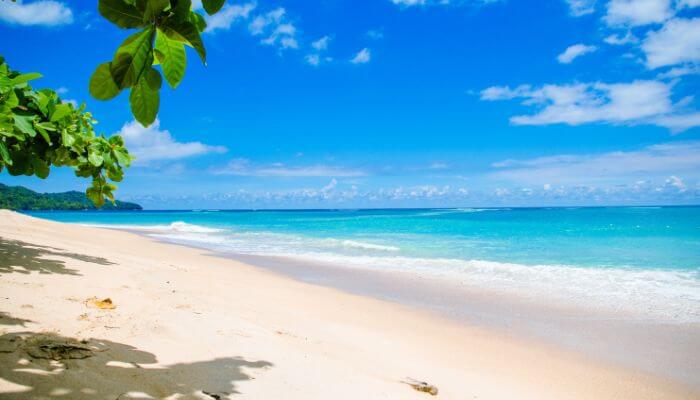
xmin=0 ymin=238 xmax=114 ymax=276
xmin=0 ymin=331 xmax=273 ymax=399
xmin=0 ymin=312 xmax=33 ymax=328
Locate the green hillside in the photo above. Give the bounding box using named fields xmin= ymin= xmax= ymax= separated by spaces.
xmin=0 ymin=184 xmax=142 ymax=211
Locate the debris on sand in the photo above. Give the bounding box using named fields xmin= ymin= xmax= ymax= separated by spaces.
xmin=402 ymin=378 xmax=439 ymax=396
xmin=202 ymin=390 xmax=230 ymax=399
xmin=86 ymin=297 xmax=116 ymax=310
xmin=24 ymin=336 xmax=95 ymax=360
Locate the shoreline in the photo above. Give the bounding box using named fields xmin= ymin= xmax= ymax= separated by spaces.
xmin=1 ymin=210 xmax=698 ymax=399
xmin=110 ymin=224 xmax=700 ymax=387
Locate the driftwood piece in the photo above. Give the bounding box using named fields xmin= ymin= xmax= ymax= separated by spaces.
xmin=402 ymin=377 xmax=439 ymax=396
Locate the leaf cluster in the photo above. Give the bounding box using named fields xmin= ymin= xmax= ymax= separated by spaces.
xmin=0 ymin=57 xmax=132 ymax=207
xmin=90 ymin=0 xmax=225 ymax=126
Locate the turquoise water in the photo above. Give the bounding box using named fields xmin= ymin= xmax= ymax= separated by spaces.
xmin=26 ymin=207 xmax=700 ymax=322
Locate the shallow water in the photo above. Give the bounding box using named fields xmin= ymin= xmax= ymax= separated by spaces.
xmin=27 ymin=207 xmax=700 ymax=323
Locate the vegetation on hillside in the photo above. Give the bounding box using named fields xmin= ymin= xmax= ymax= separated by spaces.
xmin=0 ymin=58 xmax=131 ymax=207
xmin=0 ymin=183 xmax=142 ymax=210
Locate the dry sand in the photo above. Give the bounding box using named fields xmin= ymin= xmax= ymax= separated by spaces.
xmin=0 ymin=210 xmax=697 ymax=399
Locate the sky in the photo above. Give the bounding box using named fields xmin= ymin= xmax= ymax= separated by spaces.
xmin=1 ymin=0 xmax=699 ymax=209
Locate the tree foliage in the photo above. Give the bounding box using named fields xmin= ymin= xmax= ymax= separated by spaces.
xmin=0 ymin=57 xmax=132 ymax=207
xmin=90 ymin=0 xmax=224 ymax=126
xmin=1 ymin=0 xmax=225 ymax=207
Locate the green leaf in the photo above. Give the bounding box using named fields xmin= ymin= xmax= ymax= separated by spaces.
xmin=31 ymin=157 xmax=50 ymax=179
xmin=189 ymin=11 xmax=207 ymax=32
xmin=88 ymin=150 xmax=104 ymax=167
xmin=9 ymin=73 xmax=42 ymax=86
xmin=110 ymin=27 xmax=155 ymax=89
xmin=129 ymin=67 xmax=161 ymax=126
xmin=35 ymin=124 xmax=52 ymax=145
xmin=0 ymin=140 xmax=11 ymax=165
xmin=99 ymin=0 xmax=145 ymax=29
xmin=107 ymin=165 xmax=124 ymax=182
xmin=86 ymin=187 xmax=105 ymax=207
xmin=155 ymin=29 xmax=186 ymax=88
xmin=143 ymin=0 xmax=169 ymax=21
xmin=202 ymin=0 xmax=225 ymax=15
xmin=171 ymin=0 xmax=192 ymax=21
xmin=5 ymin=90 xmax=19 ymax=109
xmin=163 ymin=20 xmax=206 ymax=64
xmin=13 ymin=114 xmax=36 ymax=137
xmin=89 ymin=62 xmax=122 ymax=100
xmin=61 ymin=129 xmax=75 ymax=147
xmin=113 ymin=148 xmax=131 ymax=167
xmin=50 ymin=103 xmax=72 ymax=122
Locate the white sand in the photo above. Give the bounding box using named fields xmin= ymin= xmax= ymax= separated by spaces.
xmin=0 ymin=210 xmax=696 ymax=399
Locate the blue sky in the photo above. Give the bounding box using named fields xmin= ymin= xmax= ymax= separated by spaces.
xmin=1 ymin=0 xmax=699 ymax=209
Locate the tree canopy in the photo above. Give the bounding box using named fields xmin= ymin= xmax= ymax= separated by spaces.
xmin=90 ymin=0 xmax=224 ymax=126
xmin=1 ymin=0 xmax=226 ymax=206
xmin=0 ymin=58 xmax=131 ymax=207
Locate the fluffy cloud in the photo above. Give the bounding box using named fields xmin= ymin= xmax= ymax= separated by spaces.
xmin=0 ymin=0 xmax=72 ymax=26
xmin=677 ymin=0 xmax=700 ymax=7
xmin=204 ymin=2 xmax=256 ymax=33
xmin=197 ymin=3 xmax=299 ymax=52
xmin=117 ymin=120 xmax=227 ymax=164
xmin=306 ymin=36 xmax=332 ymax=66
xmin=391 ymin=0 xmax=429 ymax=6
xmin=564 ymin=0 xmax=596 ymax=16
xmin=557 ymin=44 xmax=597 ymax=63
xmin=603 ymin=31 xmax=639 ymax=45
xmin=642 ymin=18 xmax=700 ymax=68
xmin=480 ymin=80 xmax=700 ymax=132
xmin=351 ymin=48 xmax=372 ymax=64
xmin=248 ymin=8 xmax=298 ymax=50
xmin=489 ymin=141 xmax=700 ymax=186
xmin=604 ymin=0 xmax=673 ymax=27
xmin=212 ymin=159 xmax=366 ymax=177
xmin=311 ymin=36 xmax=330 ymax=51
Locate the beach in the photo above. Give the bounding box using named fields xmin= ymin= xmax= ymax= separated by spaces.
xmin=0 ymin=209 xmax=698 ymax=399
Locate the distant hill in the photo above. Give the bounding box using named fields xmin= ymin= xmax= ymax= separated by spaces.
xmin=0 ymin=183 xmax=142 ymax=211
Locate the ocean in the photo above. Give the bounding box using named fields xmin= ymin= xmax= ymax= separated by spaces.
xmin=26 ymin=206 xmax=700 ymax=324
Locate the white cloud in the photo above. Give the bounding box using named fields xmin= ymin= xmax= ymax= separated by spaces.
xmin=117 ymin=120 xmax=227 ymax=164
xmin=565 ymin=0 xmax=596 ymax=16
xmin=351 ymin=48 xmax=371 ymax=64
xmin=248 ymin=8 xmax=299 ymax=50
xmin=677 ymin=0 xmax=700 ymax=8
xmin=656 ymin=64 xmax=700 ymax=78
xmin=665 ymin=175 xmax=687 ymax=192
xmin=306 ymin=36 xmax=332 ymax=66
xmin=204 ymin=2 xmax=256 ymax=33
xmin=480 ymin=80 xmax=700 ymax=132
xmin=603 ymin=31 xmax=638 ymax=45
xmin=305 ymin=54 xmax=321 ymax=66
xmin=0 ymin=0 xmax=72 ymax=26
xmin=311 ymin=36 xmax=330 ymax=51
xmin=642 ymin=18 xmax=700 ymax=68
xmin=489 ymin=141 xmax=700 ymax=186
xmin=212 ymin=159 xmax=366 ymax=177
xmin=321 ymin=178 xmax=338 ymax=193
xmin=391 ymin=0 xmax=428 ymax=6
xmin=604 ymin=0 xmax=673 ymax=27
xmin=557 ymin=44 xmax=597 ymax=63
